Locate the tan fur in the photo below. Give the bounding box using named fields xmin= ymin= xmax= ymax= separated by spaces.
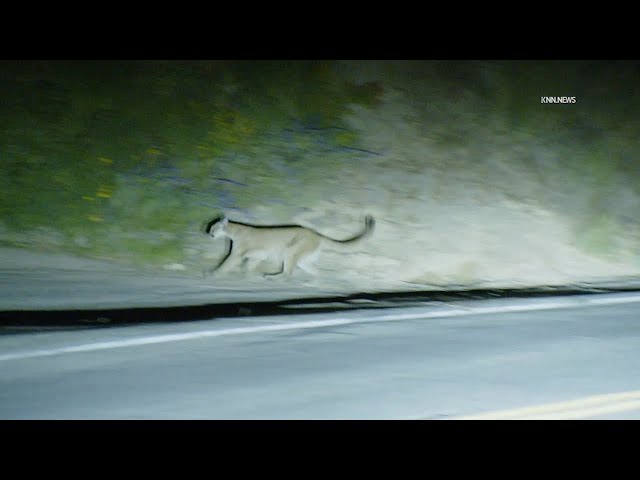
xmin=206 ymin=215 xmax=375 ymax=278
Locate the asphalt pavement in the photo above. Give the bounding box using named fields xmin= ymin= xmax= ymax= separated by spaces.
xmin=1 ymin=292 xmax=640 ymax=419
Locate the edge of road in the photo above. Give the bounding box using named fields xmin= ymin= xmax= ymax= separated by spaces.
xmin=1 ymin=290 xmax=640 ymax=362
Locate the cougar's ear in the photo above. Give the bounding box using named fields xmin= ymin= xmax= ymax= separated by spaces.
xmin=221 ymin=217 xmax=229 ymax=227
xmin=205 ymin=215 xmax=225 ymax=234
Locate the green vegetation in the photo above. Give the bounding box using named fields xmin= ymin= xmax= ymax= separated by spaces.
xmin=2 ymin=60 xmax=639 ymax=269
xmin=394 ymin=60 xmax=640 ymax=258
xmin=491 ymin=61 xmax=640 ymax=257
xmin=574 ymin=214 xmax=622 ymax=259
xmin=0 ymin=60 xmax=380 ymax=267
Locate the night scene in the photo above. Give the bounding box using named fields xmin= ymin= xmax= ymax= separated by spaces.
xmin=1 ymin=60 xmax=640 ymax=419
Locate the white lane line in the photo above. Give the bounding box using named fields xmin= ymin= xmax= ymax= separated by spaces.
xmin=0 ymin=317 xmax=360 ymax=362
xmin=2 ymin=293 xmax=640 ymax=362
xmin=449 ymin=390 xmax=640 ymax=420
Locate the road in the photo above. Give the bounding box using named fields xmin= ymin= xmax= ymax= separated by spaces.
xmin=1 ymin=292 xmax=640 ymax=419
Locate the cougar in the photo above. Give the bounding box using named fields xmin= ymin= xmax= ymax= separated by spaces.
xmin=205 ymin=214 xmax=375 ymax=278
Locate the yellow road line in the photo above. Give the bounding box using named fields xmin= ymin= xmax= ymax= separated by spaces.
xmin=452 ymin=391 xmax=640 ymax=419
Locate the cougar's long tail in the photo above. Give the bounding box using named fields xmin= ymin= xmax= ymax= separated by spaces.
xmin=323 ymin=215 xmax=375 ymax=244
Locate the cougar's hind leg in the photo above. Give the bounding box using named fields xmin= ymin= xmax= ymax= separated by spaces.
xmin=297 ymin=250 xmax=320 ymax=276
xmin=279 ymin=250 xmax=306 ymax=277
xmin=264 ymin=251 xmax=300 ymax=278
xmin=263 ymin=261 xmax=285 ymax=279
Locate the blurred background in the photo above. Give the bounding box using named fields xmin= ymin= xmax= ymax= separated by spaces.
xmin=1 ymin=60 xmax=639 ymax=291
